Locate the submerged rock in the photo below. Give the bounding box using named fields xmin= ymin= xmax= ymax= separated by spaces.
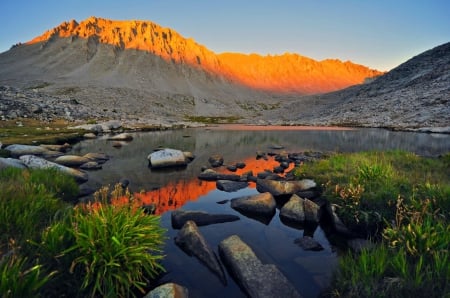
xmin=198 ymin=169 xmax=240 ymax=181
xmin=294 ymin=236 xmax=324 ymax=251
xmin=175 ymin=221 xmax=226 ymax=284
xmin=208 ymin=154 xmax=224 ymax=167
xmin=83 ymin=152 xmax=110 ymax=164
xmin=219 ymin=235 xmax=302 ymax=298
xmin=171 ymin=210 xmax=240 ymax=229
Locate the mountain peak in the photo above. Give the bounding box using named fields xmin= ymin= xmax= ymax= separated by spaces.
xmin=23 ymin=16 xmax=382 ymax=94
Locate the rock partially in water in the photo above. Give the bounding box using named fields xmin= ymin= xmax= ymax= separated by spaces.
xmin=198 ymin=169 xmax=240 ymax=181
xmin=171 ymin=210 xmax=240 ymax=229
xmin=143 ymin=283 xmax=189 ymax=298
xmin=83 ymin=132 xmax=97 ymax=139
xmin=208 ymin=154 xmax=224 ymax=167
xmin=54 ymin=155 xmax=91 ymax=167
xmin=5 ymin=144 xmax=51 ymax=158
xmin=0 ymin=157 xmax=27 ymax=169
xmin=216 ymin=180 xmax=249 ymax=192
xmin=79 ymin=161 xmax=102 ymax=170
xmin=148 ymin=148 xmax=187 ymax=168
xmin=304 ymin=198 xmax=321 ymax=223
xmin=219 ymin=235 xmax=302 ymax=298
xmin=280 ymin=194 xmax=305 ymax=224
xmin=175 ymin=220 xmax=226 ymax=284
xmin=19 ymin=155 xmax=88 ymax=183
xmin=231 ymin=192 xmax=276 ymax=217
xmin=83 ymin=152 xmax=110 ymax=164
xmin=40 ymin=143 xmax=71 ymax=152
xmin=256 ymin=178 xmax=316 ymax=197
xmin=294 ymin=236 xmax=324 ymax=251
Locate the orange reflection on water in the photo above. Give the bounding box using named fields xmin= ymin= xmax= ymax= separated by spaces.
xmin=111 ymin=155 xmax=295 ymax=215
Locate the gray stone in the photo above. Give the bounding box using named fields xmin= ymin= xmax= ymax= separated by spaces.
xmin=171 ymin=210 xmax=240 ymax=229
xmin=175 ymin=221 xmax=226 ymax=284
xmin=19 ymin=155 xmax=88 ymax=183
xmin=0 ymin=157 xmax=27 ymax=169
xmin=143 ymin=283 xmax=188 ymax=298
xmin=40 ymin=143 xmax=71 ymax=152
xmin=219 ymin=235 xmax=302 ymax=298
xmin=256 ymin=178 xmax=316 ymax=196
xmin=83 ymin=152 xmax=110 ymax=163
xmin=54 ymin=155 xmax=91 ymax=167
xmin=148 ymin=148 xmax=187 ymax=168
xmin=198 ymin=169 xmax=240 ymax=181
xmin=216 ymin=180 xmax=248 ymax=192
xmin=280 ymin=194 xmax=305 ymax=223
xmin=5 ymin=144 xmax=51 ymax=158
xmin=230 ymin=192 xmax=276 ymax=217
xmin=79 ymin=161 xmax=102 ymax=170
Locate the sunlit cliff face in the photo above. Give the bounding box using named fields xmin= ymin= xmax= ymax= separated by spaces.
xmin=109 ymin=156 xmax=295 ymax=215
xmin=27 ymin=16 xmax=383 ymax=94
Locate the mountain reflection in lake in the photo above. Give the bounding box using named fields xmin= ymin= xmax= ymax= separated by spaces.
xmin=70 ymin=125 xmax=450 ymax=298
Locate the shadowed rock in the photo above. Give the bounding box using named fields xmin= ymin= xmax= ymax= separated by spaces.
xmin=216 ymin=180 xmax=248 ymax=192
xmin=231 ymin=192 xmax=276 ymax=217
xmin=304 ymin=198 xmax=321 ymax=223
xmin=175 ymin=220 xmax=226 ymax=284
xmin=171 ymin=210 xmax=240 ymax=229
xmin=144 ymin=283 xmax=188 ymax=298
xmin=219 ymin=235 xmax=302 ymax=298
xmin=280 ymin=194 xmax=305 ymax=224
xmin=0 ymin=157 xmax=27 ymax=169
xmin=83 ymin=152 xmax=110 ymax=163
xmin=5 ymin=144 xmax=52 ymax=158
xmin=294 ymin=236 xmax=324 ymax=251
xmin=198 ymin=169 xmax=240 ymax=181
xmin=19 ymin=155 xmax=88 ymax=183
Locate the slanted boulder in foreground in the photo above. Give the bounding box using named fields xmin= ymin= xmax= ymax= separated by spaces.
xmin=219 ymin=235 xmax=302 ymax=298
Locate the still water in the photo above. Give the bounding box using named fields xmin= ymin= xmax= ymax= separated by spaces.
xmin=70 ymin=125 xmax=449 ymax=298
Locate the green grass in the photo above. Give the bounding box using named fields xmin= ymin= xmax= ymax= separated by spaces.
xmin=294 ymin=150 xmax=449 ymax=297
xmin=0 ymin=169 xmax=166 ymax=297
xmin=184 ymin=115 xmax=241 ymax=124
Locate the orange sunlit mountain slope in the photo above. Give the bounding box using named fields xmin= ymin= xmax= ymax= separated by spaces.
xmin=27 ymin=17 xmax=382 ymax=94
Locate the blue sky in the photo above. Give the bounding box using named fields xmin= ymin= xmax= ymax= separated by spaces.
xmin=0 ymin=0 xmax=449 ymax=71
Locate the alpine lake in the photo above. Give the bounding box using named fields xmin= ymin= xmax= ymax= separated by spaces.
xmin=70 ymin=125 xmax=450 ymax=298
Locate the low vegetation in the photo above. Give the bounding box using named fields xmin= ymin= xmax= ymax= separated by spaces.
xmin=0 ymin=168 xmax=166 ymax=297
xmin=294 ymin=150 xmax=449 ymax=297
xmin=185 ymin=115 xmax=241 ymax=124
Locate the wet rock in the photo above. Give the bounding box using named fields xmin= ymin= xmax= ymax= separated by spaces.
xmin=280 ymin=194 xmax=305 ymax=224
xmin=143 ymin=283 xmax=188 ymax=298
xmin=325 ymin=203 xmax=353 ymax=237
xmin=171 ymin=210 xmax=240 ymax=229
xmin=0 ymin=157 xmax=27 ymax=169
xmin=175 ymin=221 xmax=226 ymax=284
xmin=256 ymin=150 xmax=267 ymax=160
xmin=208 ymin=154 xmax=224 ymax=167
xmin=148 ymin=148 xmax=187 ymax=168
xmin=231 ymin=192 xmax=276 ymax=217
xmin=40 ymin=143 xmax=71 ymax=152
xmin=280 ymin=161 xmax=290 ymax=169
xmin=107 ymin=132 xmax=133 ymax=141
xmin=273 ymin=166 xmax=284 ymax=174
xmin=83 ymin=132 xmax=97 ymax=139
xmin=5 ymin=144 xmax=51 ymax=158
xmin=54 ymin=155 xmax=91 ymax=167
xmin=219 ymin=235 xmax=302 ymax=298
xmin=256 ymin=178 xmax=316 ymax=197
xmin=216 ymin=180 xmax=249 ymax=192
xmin=79 ymin=161 xmax=102 ymax=170
xmin=256 ymin=170 xmax=272 ymax=179
xmin=83 ymin=152 xmax=109 ymax=164
xmin=198 ymin=169 xmax=240 ymax=181
xmin=235 ymin=162 xmax=246 ymax=169
xmin=294 ymin=236 xmax=324 ymax=251
xmin=19 ymin=155 xmax=88 ymax=183
xmin=226 ymin=165 xmax=237 ymax=172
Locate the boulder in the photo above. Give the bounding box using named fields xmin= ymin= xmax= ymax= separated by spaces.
xmin=143 ymin=283 xmax=188 ymax=298
xmin=54 ymin=155 xmax=91 ymax=167
xmin=19 ymin=155 xmax=88 ymax=183
xmin=148 ymin=148 xmax=187 ymax=168
xmin=219 ymin=235 xmax=302 ymax=298
xmin=183 ymin=151 xmax=195 ymax=161
xmin=171 ymin=210 xmax=240 ymax=229
xmin=226 ymin=165 xmax=237 ymax=172
xmin=280 ymin=194 xmax=305 ymax=224
xmin=235 ymin=162 xmax=246 ymax=169
xmin=208 ymin=154 xmax=224 ymax=167
xmin=216 ymin=180 xmax=248 ymax=192
xmin=175 ymin=221 xmax=226 ymax=284
xmin=256 ymin=178 xmax=316 ymax=196
xmin=5 ymin=144 xmax=51 ymax=158
xmin=0 ymin=157 xmax=27 ymax=169
xmin=324 ymin=203 xmax=353 ymax=236
xmin=100 ymin=120 xmax=122 ymax=132
xmin=39 ymin=143 xmax=71 ymax=152
xmin=107 ymin=132 xmax=133 ymax=141
xmin=230 ymin=192 xmax=276 ymax=217
xmin=304 ymin=198 xmax=321 ymax=223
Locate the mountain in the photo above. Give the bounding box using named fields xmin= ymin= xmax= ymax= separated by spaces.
xmin=269 ymin=42 xmax=450 ymax=131
xmin=0 ymin=17 xmax=380 ymax=94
